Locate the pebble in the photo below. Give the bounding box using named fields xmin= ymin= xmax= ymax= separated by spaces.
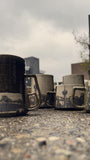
xmin=55 ymin=149 xmax=72 ymax=156
xmin=38 ymin=141 xmax=47 ymax=147
xmin=24 ymin=154 xmax=31 ymax=158
xmin=51 ymin=155 xmax=68 ymax=160
xmin=65 ymin=139 xmax=76 ymax=146
xmin=81 ymin=119 xmax=85 ymax=121
xmin=56 ymin=155 xmax=68 ymax=160
xmin=36 ymin=137 xmax=47 ymax=142
xmin=48 ymin=136 xmax=59 ymax=141
xmin=0 ymin=125 xmax=4 ymax=128
xmin=76 ymin=137 xmax=85 ymax=143
xmin=16 ymin=134 xmax=30 ymax=139
xmin=36 ymin=137 xmax=47 ymax=147
xmin=34 ymin=123 xmax=40 ymax=127
xmin=11 ymin=148 xmax=22 ymax=153
xmin=26 ymin=143 xmax=30 ymax=147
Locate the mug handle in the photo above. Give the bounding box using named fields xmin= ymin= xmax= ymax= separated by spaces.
xmin=84 ymin=82 xmax=90 ymax=111
xmin=45 ymin=91 xmax=56 ymax=107
xmin=71 ymin=86 xmax=86 ymax=109
xmin=24 ymin=74 xmax=41 ymax=110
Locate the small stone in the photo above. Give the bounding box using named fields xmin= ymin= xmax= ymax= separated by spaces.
xmin=36 ymin=137 xmax=47 ymax=142
xmin=56 ymin=127 xmax=61 ymax=131
xmin=51 ymin=155 xmax=68 ymax=160
xmin=76 ymin=137 xmax=85 ymax=143
xmin=0 ymin=138 xmax=14 ymax=143
xmin=16 ymin=134 xmax=30 ymax=139
xmin=57 ymin=155 xmax=68 ymax=160
xmin=39 ymin=141 xmax=47 ymax=147
xmin=0 ymin=126 xmax=4 ymax=128
xmin=26 ymin=143 xmax=30 ymax=147
xmin=36 ymin=137 xmax=47 ymax=147
xmin=66 ymin=139 xmax=76 ymax=146
xmin=52 ymin=146 xmax=59 ymax=150
xmin=48 ymin=136 xmax=59 ymax=141
xmin=0 ymin=143 xmax=8 ymax=148
xmin=81 ymin=119 xmax=85 ymax=121
xmin=11 ymin=148 xmax=22 ymax=153
xmin=87 ymin=117 xmax=90 ymax=120
xmin=55 ymin=149 xmax=72 ymax=156
xmin=24 ymin=154 xmax=31 ymax=158
xmin=34 ymin=123 xmax=40 ymax=127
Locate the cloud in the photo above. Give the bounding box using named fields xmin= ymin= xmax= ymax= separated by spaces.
xmin=0 ymin=0 xmax=90 ymax=30
xmin=0 ymin=13 xmax=80 ymax=81
xmin=0 ymin=0 xmax=89 ymax=81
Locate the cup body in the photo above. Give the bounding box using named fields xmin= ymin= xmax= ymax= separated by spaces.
xmin=63 ymin=74 xmax=84 ymax=85
xmin=31 ymin=74 xmax=55 ymax=108
xmin=0 ymin=55 xmax=26 ymax=115
xmin=56 ymin=84 xmax=85 ymax=109
xmin=0 ymin=55 xmax=41 ymax=116
xmin=55 ymin=74 xmax=85 ymax=109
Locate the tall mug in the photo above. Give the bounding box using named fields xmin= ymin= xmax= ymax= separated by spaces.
xmin=0 ymin=55 xmax=41 ymax=116
xmin=31 ymin=74 xmax=56 ymax=108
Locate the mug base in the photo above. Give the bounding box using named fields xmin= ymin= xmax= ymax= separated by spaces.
xmin=0 ymin=103 xmax=28 ymax=117
xmin=54 ymin=107 xmax=84 ymax=111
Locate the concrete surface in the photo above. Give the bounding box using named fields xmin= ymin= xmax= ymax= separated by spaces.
xmin=0 ymin=108 xmax=90 ymax=160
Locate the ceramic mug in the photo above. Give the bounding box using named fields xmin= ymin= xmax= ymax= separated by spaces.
xmin=0 ymin=55 xmax=41 ymax=116
xmin=55 ymin=74 xmax=85 ymax=109
xmin=31 ymin=74 xmax=56 ymax=108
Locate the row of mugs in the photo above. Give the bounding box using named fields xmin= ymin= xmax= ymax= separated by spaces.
xmin=0 ymin=55 xmax=89 ymax=116
xmin=29 ymin=74 xmax=90 ymax=112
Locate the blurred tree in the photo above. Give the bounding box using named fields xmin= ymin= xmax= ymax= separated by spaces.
xmin=73 ymin=31 xmax=90 ymax=80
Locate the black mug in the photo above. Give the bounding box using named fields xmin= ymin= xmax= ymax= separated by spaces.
xmin=0 ymin=55 xmax=41 ymax=116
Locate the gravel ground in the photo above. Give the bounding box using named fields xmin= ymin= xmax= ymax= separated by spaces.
xmin=0 ymin=108 xmax=90 ymax=160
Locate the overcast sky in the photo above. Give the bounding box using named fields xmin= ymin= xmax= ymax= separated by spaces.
xmin=0 ymin=0 xmax=90 ymax=81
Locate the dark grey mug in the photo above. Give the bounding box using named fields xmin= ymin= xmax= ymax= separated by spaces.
xmin=0 ymin=55 xmax=41 ymax=116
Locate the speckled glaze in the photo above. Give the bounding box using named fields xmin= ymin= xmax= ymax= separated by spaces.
xmin=31 ymin=74 xmax=55 ymax=108
xmin=0 ymin=55 xmax=41 ymax=116
xmin=63 ymin=74 xmax=84 ymax=85
xmin=55 ymin=74 xmax=85 ymax=109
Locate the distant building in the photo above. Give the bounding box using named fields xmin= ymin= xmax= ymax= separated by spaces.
xmin=71 ymin=62 xmax=89 ymax=80
xmin=25 ymin=56 xmax=40 ymax=74
xmin=24 ymin=56 xmax=40 ymax=86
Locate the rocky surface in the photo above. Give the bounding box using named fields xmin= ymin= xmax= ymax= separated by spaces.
xmin=0 ymin=109 xmax=90 ymax=160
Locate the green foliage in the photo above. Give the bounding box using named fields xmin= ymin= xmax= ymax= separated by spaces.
xmin=73 ymin=31 xmax=90 ymax=76
xmin=80 ymin=60 xmax=90 ymax=71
